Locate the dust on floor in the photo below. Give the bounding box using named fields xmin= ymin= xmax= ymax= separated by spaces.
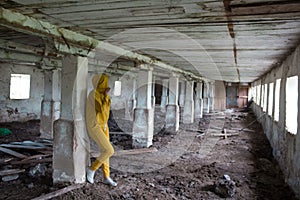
xmin=0 ymin=110 xmax=298 ymax=200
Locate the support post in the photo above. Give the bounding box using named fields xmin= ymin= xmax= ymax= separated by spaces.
xmin=179 ymin=81 xmax=185 ymax=107
xmin=160 ymin=79 xmax=168 ymax=112
xmin=183 ymin=80 xmax=195 ymax=124
xmin=209 ymin=82 xmax=215 ymax=111
xmin=40 ymin=69 xmax=61 ymax=139
xmin=203 ymin=82 xmax=210 ymax=113
xmin=132 ymin=66 xmax=154 ymax=148
xmin=165 ymin=74 xmax=180 ymax=131
xmin=125 ymin=77 xmax=137 ymax=121
xmin=152 ymin=76 xmax=156 ymax=108
xmin=194 ymin=81 xmax=203 ymax=119
xmin=53 ymin=55 xmax=89 ymax=184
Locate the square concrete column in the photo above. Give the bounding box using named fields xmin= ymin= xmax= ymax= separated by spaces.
xmin=40 ymin=69 xmax=61 ymax=139
xmin=179 ymin=81 xmax=185 ymax=107
xmin=125 ymin=77 xmax=137 ymax=121
xmin=132 ymin=67 xmax=154 ymax=148
xmin=194 ymin=81 xmax=203 ymax=119
xmin=203 ymin=82 xmax=210 ymax=113
xmin=183 ymin=80 xmax=195 ymax=124
xmin=209 ymin=82 xmax=215 ymax=111
xmin=165 ymin=74 xmax=180 ymax=131
xmin=160 ymin=79 xmax=168 ymax=112
xmin=53 ymin=55 xmax=89 ymax=184
xmin=152 ymin=75 xmax=156 ymax=108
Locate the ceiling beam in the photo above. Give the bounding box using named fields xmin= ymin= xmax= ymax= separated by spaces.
xmin=0 ymin=7 xmax=208 ymax=82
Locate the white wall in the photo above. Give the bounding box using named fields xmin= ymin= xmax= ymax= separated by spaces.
xmin=87 ymin=73 xmax=134 ymax=110
xmin=251 ymin=44 xmax=300 ymax=198
xmin=0 ymin=63 xmax=44 ymax=122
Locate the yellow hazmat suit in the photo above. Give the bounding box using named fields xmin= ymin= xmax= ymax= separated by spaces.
xmin=86 ymin=74 xmax=114 ymax=178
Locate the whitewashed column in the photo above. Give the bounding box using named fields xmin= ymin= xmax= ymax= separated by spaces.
xmin=183 ymin=80 xmax=194 ymax=124
xmin=53 ymin=55 xmax=89 ymax=184
xmin=160 ymin=79 xmax=168 ymax=112
xmin=194 ymin=81 xmax=203 ymax=119
xmin=209 ymin=82 xmax=215 ymax=111
xmin=132 ymin=66 xmax=154 ymax=148
xmin=179 ymin=81 xmax=185 ymax=107
xmin=203 ymin=82 xmax=210 ymax=113
xmin=40 ymin=69 xmax=61 ymax=139
xmin=152 ymin=76 xmax=156 ymax=108
xmin=165 ymin=74 xmax=180 ymax=131
xmin=125 ymin=76 xmax=137 ymax=121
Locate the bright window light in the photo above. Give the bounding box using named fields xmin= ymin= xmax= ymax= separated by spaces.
xmin=263 ymin=84 xmax=267 ymax=112
xmin=274 ymin=79 xmax=281 ymax=122
xmin=257 ymin=85 xmax=261 ymax=106
xmin=268 ymin=83 xmax=274 ymax=116
xmin=113 ymin=80 xmax=122 ymax=96
xmin=10 ymin=74 xmax=31 ymax=99
xmin=286 ymin=76 xmax=298 ymax=135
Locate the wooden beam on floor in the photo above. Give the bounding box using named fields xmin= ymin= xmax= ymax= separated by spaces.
xmin=0 ymin=146 xmax=27 ymax=159
xmin=31 ymin=184 xmax=84 ymax=200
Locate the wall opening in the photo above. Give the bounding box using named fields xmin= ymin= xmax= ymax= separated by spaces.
xmin=263 ymin=84 xmax=268 ymax=112
xmin=286 ymin=76 xmax=298 ymax=134
xmin=268 ymin=82 xmax=274 ymax=116
xmin=113 ymin=80 xmax=122 ymax=96
xmin=10 ymin=74 xmax=31 ymax=99
xmin=154 ymin=83 xmax=162 ymax=105
xmin=257 ymin=85 xmax=261 ymax=106
xmin=274 ymin=79 xmax=281 ymax=122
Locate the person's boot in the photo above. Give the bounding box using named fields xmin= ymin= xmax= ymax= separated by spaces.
xmin=86 ymin=167 xmax=95 ymax=184
xmin=103 ymin=177 xmax=117 ymax=186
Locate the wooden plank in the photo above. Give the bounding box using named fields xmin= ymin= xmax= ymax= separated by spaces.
xmin=212 ymin=133 xmax=239 ymax=137
xmin=10 ymin=157 xmax=52 ymax=165
xmin=0 ymin=146 xmax=27 ymax=159
xmin=20 ymin=154 xmax=52 ymax=162
xmin=0 ymin=144 xmax=52 ymax=150
xmin=32 ymin=184 xmax=84 ymax=200
xmin=0 ymin=158 xmax=13 ymax=164
xmin=231 ymin=2 xmax=300 ymax=15
xmin=0 ymin=169 xmax=25 ymax=176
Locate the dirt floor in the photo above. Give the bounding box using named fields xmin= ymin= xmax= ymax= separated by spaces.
xmin=0 ymin=108 xmax=298 ymax=200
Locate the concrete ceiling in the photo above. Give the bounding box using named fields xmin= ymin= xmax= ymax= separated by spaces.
xmin=0 ymin=0 xmax=300 ymax=82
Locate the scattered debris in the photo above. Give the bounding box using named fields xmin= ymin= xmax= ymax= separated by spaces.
xmin=0 ymin=168 xmax=25 ymax=176
xmin=0 ymin=110 xmax=298 ymax=199
xmin=0 ymin=128 xmax=11 ymax=136
xmin=214 ymin=174 xmax=236 ymax=198
xmin=0 ymin=139 xmax=53 ymax=185
xmin=29 ymin=164 xmax=47 ymax=177
xmin=32 ymin=184 xmax=84 ymax=200
xmin=2 ymin=174 xmax=19 ymax=182
xmin=0 ymin=146 xmax=28 ymax=158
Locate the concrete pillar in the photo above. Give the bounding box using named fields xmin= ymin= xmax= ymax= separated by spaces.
xmin=203 ymin=82 xmax=210 ymax=113
xmin=179 ymin=81 xmax=185 ymax=107
xmin=165 ymin=74 xmax=180 ymax=131
xmin=194 ymin=81 xmax=203 ymax=119
xmin=152 ymin=76 xmax=156 ymax=108
xmin=160 ymin=79 xmax=168 ymax=112
xmin=53 ymin=55 xmax=89 ymax=184
xmin=132 ymin=67 xmax=154 ymax=148
xmin=40 ymin=70 xmax=61 ymax=139
xmin=209 ymin=82 xmax=215 ymax=111
xmin=125 ymin=77 xmax=137 ymax=121
xmin=183 ymin=80 xmax=194 ymax=124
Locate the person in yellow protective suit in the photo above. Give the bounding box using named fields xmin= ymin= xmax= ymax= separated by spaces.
xmin=86 ymin=74 xmax=117 ymax=186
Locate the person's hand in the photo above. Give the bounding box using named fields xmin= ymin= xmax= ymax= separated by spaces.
xmin=105 ymin=88 xmax=111 ymax=94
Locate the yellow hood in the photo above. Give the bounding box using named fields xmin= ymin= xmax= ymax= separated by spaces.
xmin=92 ymin=74 xmax=109 ymax=93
